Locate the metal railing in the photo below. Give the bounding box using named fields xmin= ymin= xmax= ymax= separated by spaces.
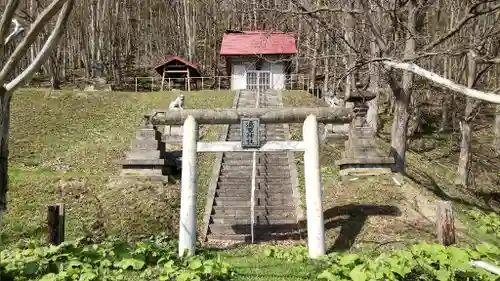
xmin=134 ymin=74 xmax=314 ymax=92
xmin=250 ymin=88 xmax=260 ymax=244
xmin=134 ymin=76 xmax=232 ymax=92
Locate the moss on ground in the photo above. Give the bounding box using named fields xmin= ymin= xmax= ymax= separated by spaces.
xmin=1 ymin=88 xmax=233 ymax=247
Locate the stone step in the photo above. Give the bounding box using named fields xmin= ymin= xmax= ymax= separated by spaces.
xmin=120 ymin=159 xmax=165 ymax=165
xmin=222 ymin=157 xmax=289 ymax=163
xmin=132 ymin=139 xmax=159 ymax=150
xmin=226 ymin=134 xmax=286 ymax=139
xmin=110 ymin=175 xmax=169 ymax=183
xmin=215 ymin=189 xmax=294 ymax=197
xmin=221 ymin=164 xmax=291 ymax=171
xmin=227 ymin=128 xmax=285 ymax=133
xmin=211 ymin=215 xmax=296 ymax=225
xmin=208 ymin=223 xmax=299 ymax=235
xmin=227 ymin=130 xmax=285 ymax=134
xmin=206 ymin=232 xmax=301 ymax=242
xmin=216 ymin=182 xmax=293 ymax=190
xmin=214 ymin=197 xmax=294 ymax=206
xmin=220 ymin=166 xmax=289 ymax=172
xmin=218 ymin=173 xmax=291 ymax=180
xmin=120 ymin=169 xmax=164 ymax=176
xmin=219 ymin=169 xmax=291 ymax=177
xmin=223 ymin=152 xmax=288 ymax=157
xmin=135 ymin=128 xmax=158 ymax=139
xmin=215 ymin=190 xmax=293 ymax=198
xmin=226 ymin=137 xmax=286 ymax=142
xmin=222 ymin=159 xmax=289 ymax=166
xmin=212 ymin=206 xmax=296 ymax=216
xmin=125 ymin=150 xmax=161 ymax=159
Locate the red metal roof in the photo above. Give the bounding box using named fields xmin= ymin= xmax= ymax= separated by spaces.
xmin=154 ymin=56 xmax=201 ymax=73
xmin=220 ymin=31 xmax=297 ymax=56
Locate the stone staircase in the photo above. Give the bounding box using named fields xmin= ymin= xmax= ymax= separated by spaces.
xmin=205 ymin=89 xmax=301 ymax=243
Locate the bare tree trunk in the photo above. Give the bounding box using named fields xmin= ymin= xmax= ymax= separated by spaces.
xmin=390 ymin=0 xmax=417 ymax=173
xmin=456 ymin=51 xmax=476 ymax=186
xmin=439 ymin=94 xmax=450 ymax=132
xmin=48 ymin=54 xmax=61 ymax=89
xmin=295 ymin=20 xmax=301 ymax=74
xmin=112 ymin=0 xmax=122 ymax=84
xmin=0 ymin=87 xmax=11 ymax=225
xmin=309 ymin=0 xmax=321 ymax=93
xmin=366 ymin=0 xmax=380 ymax=134
xmin=367 ymin=39 xmax=379 ymax=134
xmin=322 ymin=35 xmax=330 ymax=93
xmin=183 ymin=0 xmax=193 ymax=61
xmin=494 ymin=104 xmax=500 ymax=155
xmin=29 ymin=0 xmax=36 ymax=63
xmin=252 ymin=0 xmax=258 ymax=29
xmin=90 ymin=0 xmax=98 ymax=76
xmin=343 ymin=0 xmax=355 ymax=100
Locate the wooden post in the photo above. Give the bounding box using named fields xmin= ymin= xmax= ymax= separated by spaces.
xmin=436 ymin=200 xmax=456 ymax=246
xmin=151 ymin=77 xmax=154 ymax=92
xmin=168 ymin=78 xmax=171 ymax=90
xmin=160 ymin=69 xmax=166 ymax=91
xmin=187 ymin=71 xmax=191 ymax=92
xmin=303 ymin=115 xmax=325 ymax=258
xmin=218 ymin=76 xmax=221 ymax=90
xmin=47 ymin=203 xmax=65 ymax=245
xmin=178 ymin=116 xmax=198 ymax=256
xmin=135 ymin=77 xmax=138 ymax=92
xmin=201 ymin=77 xmax=204 ymax=90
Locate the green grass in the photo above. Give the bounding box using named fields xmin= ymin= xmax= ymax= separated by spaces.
xmin=3 ymin=88 xmax=498 ymax=281
xmin=218 ymin=245 xmax=319 ymax=281
xmin=1 ymin=88 xmax=233 ymax=247
xmin=283 ymin=90 xmax=499 ymax=249
xmin=282 ymin=90 xmax=436 ymax=253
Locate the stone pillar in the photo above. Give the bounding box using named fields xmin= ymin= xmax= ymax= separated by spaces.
xmin=323 ymin=102 xmax=353 ymax=144
xmin=163 ymin=124 xmax=184 ymax=144
xmin=120 ymin=114 xmax=168 ymax=182
xmin=336 ymin=99 xmax=394 ymax=177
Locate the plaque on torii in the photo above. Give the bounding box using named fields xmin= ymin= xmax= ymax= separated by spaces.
xmin=240 ymin=118 xmax=260 ymax=148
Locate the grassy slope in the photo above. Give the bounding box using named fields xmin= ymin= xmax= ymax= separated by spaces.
xmin=224 ymin=90 xmax=500 ymax=281
xmin=3 ymin=88 xmax=497 ymax=281
xmin=283 ymin=90 xmax=499 ymax=248
xmin=284 ymin=91 xmax=435 ymax=252
xmin=1 ymin=88 xmax=233 ymax=247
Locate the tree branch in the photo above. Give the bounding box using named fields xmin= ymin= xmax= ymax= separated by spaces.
xmin=383 ymin=60 xmax=500 ymax=104
xmin=334 ymin=58 xmax=389 ymax=93
xmin=257 ymin=6 xmax=362 ymax=15
xmin=5 ymin=0 xmax=74 ymax=92
xmin=4 ymin=19 xmax=25 ymax=45
xmin=422 ymin=2 xmax=500 ymax=51
xmin=290 ymin=0 xmax=362 ymax=55
xmin=0 ymin=0 xmax=21 ymax=57
xmin=360 ymin=0 xmax=387 ymax=51
xmin=0 ymin=0 xmax=67 ymax=86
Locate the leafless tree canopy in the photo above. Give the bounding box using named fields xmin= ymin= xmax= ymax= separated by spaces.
xmin=0 ymin=0 xmax=499 ymax=214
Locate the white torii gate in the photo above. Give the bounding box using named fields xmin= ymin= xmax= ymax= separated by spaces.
xmin=151 ymin=107 xmax=352 ymax=258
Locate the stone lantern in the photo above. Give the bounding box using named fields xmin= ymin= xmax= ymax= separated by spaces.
xmin=335 ymin=86 xmax=394 ymax=177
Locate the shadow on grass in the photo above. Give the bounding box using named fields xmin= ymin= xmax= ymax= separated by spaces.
xmin=404 ymin=169 xmax=497 ymax=213
xmin=473 ymin=191 xmax=500 ymax=212
xmin=224 ymin=204 xmax=401 ymax=253
xmin=322 ymin=204 xmax=401 ymax=252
